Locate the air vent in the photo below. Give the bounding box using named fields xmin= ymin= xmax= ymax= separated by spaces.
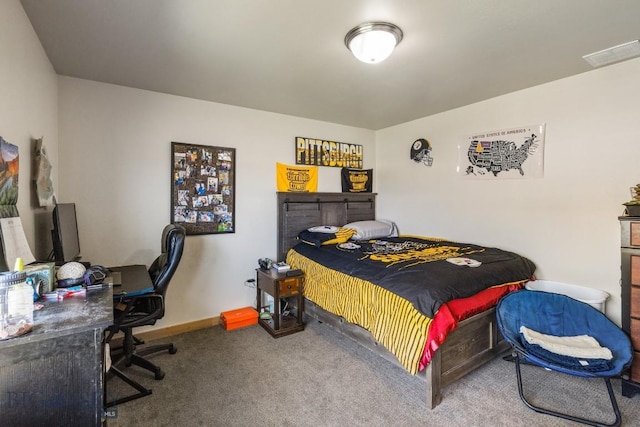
xmin=583 ymin=40 xmax=640 ymax=68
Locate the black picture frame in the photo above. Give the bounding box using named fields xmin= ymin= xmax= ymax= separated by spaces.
xmin=171 ymin=141 xmax=235 ymax=235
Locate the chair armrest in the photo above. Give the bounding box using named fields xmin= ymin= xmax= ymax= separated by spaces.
xmin=113 ymin=293 xmax=164 ymax=329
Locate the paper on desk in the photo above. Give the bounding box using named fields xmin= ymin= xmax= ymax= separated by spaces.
xmin=0 ymin=216 xmax=36 ymax=268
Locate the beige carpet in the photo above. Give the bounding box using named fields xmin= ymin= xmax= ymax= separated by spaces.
xmin=106 ymin=319 xmax=640 ymax=426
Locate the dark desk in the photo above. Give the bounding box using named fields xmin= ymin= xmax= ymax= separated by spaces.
xmin=0 ymin=287 xmax=113 ymax=427
xmin=108 ymin=264 xmax=153 ymax=297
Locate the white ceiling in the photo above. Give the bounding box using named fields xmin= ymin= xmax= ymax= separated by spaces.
xmin=20 ymin=0 xmax=640 ymax=130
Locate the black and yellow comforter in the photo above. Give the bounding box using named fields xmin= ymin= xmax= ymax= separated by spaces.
xmin=287 ymin=236 xmax=535 ymax=374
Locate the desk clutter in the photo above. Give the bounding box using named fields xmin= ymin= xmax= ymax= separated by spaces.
xmin=0 ymin=268 xmax=33 ymax=340
xmin=0 ymin=258 xmax=111 ymax=340
xmin=41 ymin=285 xmax=86 ymax=300
xmin=0 ymin=222 xmax=186 ymax=423
xmin=24 ymin=261 xmax=55 ymax=297
xmin=0 ymin=279 xmax=113 ymax=425
xmin=56 ymin=262 xmax=108 ymax=288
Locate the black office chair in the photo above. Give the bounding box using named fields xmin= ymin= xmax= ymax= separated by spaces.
xmin=105 ymin=223 xmax=186 ymax=406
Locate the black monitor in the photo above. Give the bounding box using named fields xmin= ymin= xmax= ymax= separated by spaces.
xmin=51 ymin=203 xmax=82 ymax=265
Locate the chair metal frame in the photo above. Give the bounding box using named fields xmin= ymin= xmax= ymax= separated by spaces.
xmin=511 ymin=349 xmax=622 ymax=427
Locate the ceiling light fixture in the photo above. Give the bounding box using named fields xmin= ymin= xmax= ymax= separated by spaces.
xmin=345 ymin=22 xmax=403 ymax=64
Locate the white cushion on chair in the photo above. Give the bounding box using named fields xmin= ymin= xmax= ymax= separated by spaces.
xmin=519 ymin=326 xmax=613 ymax=360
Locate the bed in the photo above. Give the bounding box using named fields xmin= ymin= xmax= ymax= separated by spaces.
xmin=276 ymin=192 xmax=536 ymax=408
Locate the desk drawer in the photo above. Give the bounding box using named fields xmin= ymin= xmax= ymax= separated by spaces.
xmin=279 ymin=277 xmax=300 ymax=296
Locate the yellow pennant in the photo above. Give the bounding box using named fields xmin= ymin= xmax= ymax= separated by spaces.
xmin=276 ymin=162 xmax=318 ymax=192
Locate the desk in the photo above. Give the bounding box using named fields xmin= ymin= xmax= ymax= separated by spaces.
xmin=108 ymin=264 xmax=153 ymax=297
xmin=0 ymin=287 xmax=113 ymax=427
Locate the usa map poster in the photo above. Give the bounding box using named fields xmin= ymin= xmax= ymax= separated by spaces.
xmin=458 ymin=124 xmax=545 ymax=179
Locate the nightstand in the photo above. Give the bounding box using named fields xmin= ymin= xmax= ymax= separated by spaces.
xmin=256 ymin=268 xmax=304 ymax=337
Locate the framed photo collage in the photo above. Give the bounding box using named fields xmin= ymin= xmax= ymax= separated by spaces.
xmin=171 ymin=141 xmax=235 ymax=235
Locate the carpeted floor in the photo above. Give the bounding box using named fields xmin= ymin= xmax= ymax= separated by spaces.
xmin=106 ymin=320 xmax=640 ymax=426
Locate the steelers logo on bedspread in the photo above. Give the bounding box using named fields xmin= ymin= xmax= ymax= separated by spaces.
xmin=359 ymin=240 xmax=485 ymax=268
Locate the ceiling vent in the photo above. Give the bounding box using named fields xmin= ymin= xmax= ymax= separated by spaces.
xmin=583 ymin=40 xmax=640 ymax=67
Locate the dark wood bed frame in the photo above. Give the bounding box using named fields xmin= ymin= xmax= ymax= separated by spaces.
xmin=277 ymin=191 xmax=509 ymax=409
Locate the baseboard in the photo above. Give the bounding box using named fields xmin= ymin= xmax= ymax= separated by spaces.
xmin=109 ymin=316 xmax=221 ymax=346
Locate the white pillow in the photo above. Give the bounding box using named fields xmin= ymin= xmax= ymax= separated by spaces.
xmin=344 ymin=220 xmax=398 ymax=240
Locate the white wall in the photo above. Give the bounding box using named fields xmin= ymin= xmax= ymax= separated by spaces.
xmin=57 ymin=77 xmax=374 ymax=327
xmin=376 ymin=57 xmax=640 ymax=325
xmin=13 ymin=0 xmax=638 ymax=329
xmin=0 ymin=0 xmax=58 ymax=262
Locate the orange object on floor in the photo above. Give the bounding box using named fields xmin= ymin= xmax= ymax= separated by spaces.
xmin=220 ymin=307 xmax=258 ymax=331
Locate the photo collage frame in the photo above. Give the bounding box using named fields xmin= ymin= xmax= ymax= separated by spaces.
xmin=171 ymin=141 xmax=235 ymax=235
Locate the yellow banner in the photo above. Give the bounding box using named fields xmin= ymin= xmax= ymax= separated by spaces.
xmin=276 ymin=162 xmax=318 ymax=192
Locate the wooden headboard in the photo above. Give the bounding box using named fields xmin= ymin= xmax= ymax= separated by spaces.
xmin=276 ymin=192 xmax=376 ymax=261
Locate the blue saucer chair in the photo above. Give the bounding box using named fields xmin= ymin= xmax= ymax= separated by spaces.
xmin=496 ymin=290 xmax=633 ymax=427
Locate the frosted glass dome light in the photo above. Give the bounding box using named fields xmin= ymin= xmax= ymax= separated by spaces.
xmin=345 ymin=22 xmax=403 ymax=64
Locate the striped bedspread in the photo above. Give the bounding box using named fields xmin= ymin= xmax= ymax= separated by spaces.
xmin=287 ymin=236 xmax=535 ymax=374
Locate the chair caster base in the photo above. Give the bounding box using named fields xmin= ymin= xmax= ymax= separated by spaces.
xmin=105 ymin=366 xmax=153 ymax=407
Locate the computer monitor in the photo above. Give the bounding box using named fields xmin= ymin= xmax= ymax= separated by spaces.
xmin=51 ymin=203 xmax=82 ymax=265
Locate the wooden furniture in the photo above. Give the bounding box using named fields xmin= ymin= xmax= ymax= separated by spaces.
xmin=256 ymin=268 xmax=304 ymax=337
xmin=0 ymin=287 xmax=113 ymax=427
xmin=305 ymin=298 xmax=506 ymax=409
xmin=276 ymin=191 xmax=511 ymax=409
xmin=619 ymin=216 xmax=640 ymax=397
xmin=277 ymin=192 xmax=375 ymax=262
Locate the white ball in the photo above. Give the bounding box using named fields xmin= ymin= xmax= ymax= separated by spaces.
xmin=57 ymin=261 xmax=86 ymax=280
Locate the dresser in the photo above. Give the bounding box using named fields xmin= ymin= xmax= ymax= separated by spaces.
xmin=620 ymin=216 xmax=640 ymax=397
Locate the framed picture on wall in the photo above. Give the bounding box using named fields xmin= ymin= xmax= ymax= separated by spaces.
xmin=171 ymin=141 xmax=235 ymax=235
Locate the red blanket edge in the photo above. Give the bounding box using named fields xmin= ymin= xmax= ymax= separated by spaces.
xmin=418 ymin=280 xmax=528 ymax=372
